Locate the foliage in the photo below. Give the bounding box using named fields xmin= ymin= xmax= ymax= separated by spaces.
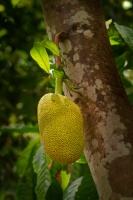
xmin=16 ymin=137 xmax=40 ymax=200
xmin=108 ymin=22 xmax=133 ymax=104
xmin=0 ymin=0 xmax=133 ymax=200
xmin=30 ymin=39 xmax=62 ymax=74
xmin=33 ymin=146 xmax=52 ymax=200
xmin=30 ymin=42 xmax=50 ymax=73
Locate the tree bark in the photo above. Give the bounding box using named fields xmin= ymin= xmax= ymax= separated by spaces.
xmin=41 ymin=0 xmax=133 ymax=199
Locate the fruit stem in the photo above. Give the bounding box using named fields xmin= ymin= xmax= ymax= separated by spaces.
xmin=55 ymin=78 xmax=62 ymax=94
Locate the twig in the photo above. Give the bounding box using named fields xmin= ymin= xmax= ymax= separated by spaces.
xmin=54 ymin=32 xmax=63 ymax=68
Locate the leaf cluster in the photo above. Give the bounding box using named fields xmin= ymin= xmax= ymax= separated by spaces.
xmin=32 ymin=145 xmax=98 ymax=200
xmin=108 ymin=22 xmax=133 ymax=104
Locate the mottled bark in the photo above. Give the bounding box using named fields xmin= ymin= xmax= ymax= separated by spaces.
xmin=41 ymin=0 xmax=133 ymax=199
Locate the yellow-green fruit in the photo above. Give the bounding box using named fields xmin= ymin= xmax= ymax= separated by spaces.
xmin=37 ymin=93 xmax=84 ymax=164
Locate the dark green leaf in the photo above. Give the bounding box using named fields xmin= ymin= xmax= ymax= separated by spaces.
xmin=115 ymin=53 xmax=127 ymax=74
xmin=30 ymin=42 xmax=50 ymax=73
xmin=50 ymin=63 xmax=57 ymax=70
xmin=50 ymin=161 xmax=61 ymax=177
xmin=33 ymin=145 xmax=45 ymax=174
xmin=127 ymin=92 xmax=133 ymax=106
xmin=35 ymin=147 xmax=51 ymax=200
xmin=50 ymin=77 xmax=55 ymax=87
xmin=114 ymin=22 xmax=133 ymax=51
xmin=75 ymin=172 xmax=99 ymax=200
xmin=17 ymin=137 xmax=40 ymax=177
xmin=46 ymin=177 xmax=63 ymax=200
xmin=16 ymin=169 xmax=36 ymax=200
xmin=16 ymin=181 xmax=26 ymax=200
xmin=63 ymin=177 xmax=83 ymax=200
xmin=42 ymin=39 xmax=61 ymax=56
xmin=126 ymin=87 xmax=133 ymax=96
xmin=69 ymin=163 xmax=89 ymax=186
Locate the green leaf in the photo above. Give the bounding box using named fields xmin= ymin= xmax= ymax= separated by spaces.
xmin=114 ymin=22 xmax=133 ymax=51
xmin=16 ymin=169 xmax=36 ymax=200
xmin=49 ymin=162 xmax=69 ymax=191
xmin=17 ymin=137 xmax=40 ymax=177
xmin=50 ymin=77 xmax=55 ymax=87
xmin=16 ymin=181 xmax=26 ymax=200
xmin=105 ymin=19 xmax=112 ymax=29
xmin=46 ymin=177 xmax=63 ymax=200
xmin=53 ymin=69 xmax=65 ymax=78
xmin=50 ymin=162 xmax=61 ymax=177
xmin=30 ymin=42 xmax=50 ymax=73
xmin=0 ymin=29 xmax=7 ymax=38
xmin=33 ymin=145 xmax=45 ymax=174
xmin=50 ymin=63 xmax=57 ymax=70
xmin=63 ymin=177 xmax=83 ymax=200
xmin=110 ymin=36 xmax=121 ymax=45
xmin=61 ymin=170 xmax=70 ymax=191
xmin=76 ymin=152 xmax=87 ymax=164
xmin=0 ymin=125 xmax=39 ymax=133
xmin=34 ymin=147 xmax=52 ymax=200
xmin=75 ymin=172 xmax=99 ymax=200
xmin=42 ymin=39 xmax=61 ymax=56
xmin=126 ymin=86 xmax=133 ymax=95
xmin=69 ymin=164 xmax=82 ymax=186
xmin=115 ymin=53 xmax=127 ymax=74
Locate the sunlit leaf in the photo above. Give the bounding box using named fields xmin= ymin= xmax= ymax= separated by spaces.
xmin=105 ymin=19 xmax=112 ymax=29
xmin=30 ymin=42 xmax=50 ymax=73
xmin=42 ymin=39 xmax=61 ymax=56
xmin=109 ymin=36 xmax=121 ymax=45
xmin=76 ymin=152 xmax=87 ymax=164
xmin=61 ymin=170 xmax=70 ymax=191
xmin=114 ymin=22 xmax=133 ymax=51
xmin=11 ymin=0 xmax=20 ymax=7
xmin=0 ymin=29 xmax=7 ymax=37
xmin=123 ymin=69 xmax=133 ymax=84
xmin=11 ymin=0 xmax=32 ymax=7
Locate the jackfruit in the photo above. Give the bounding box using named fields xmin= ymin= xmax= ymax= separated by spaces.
xmin=37 ymin=93 xmax=84 ymax=164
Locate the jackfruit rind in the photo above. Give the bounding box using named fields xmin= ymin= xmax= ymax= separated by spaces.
xmin=38 ymin=93 xmax=84 ymax=164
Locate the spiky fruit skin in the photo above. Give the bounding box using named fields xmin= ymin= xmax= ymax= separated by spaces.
xmin=38 ymin=93 xmax=84 ymax=164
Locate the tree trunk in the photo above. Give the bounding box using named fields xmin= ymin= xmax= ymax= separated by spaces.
xmin=41 ymin=0 xmax=133 ymax=199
